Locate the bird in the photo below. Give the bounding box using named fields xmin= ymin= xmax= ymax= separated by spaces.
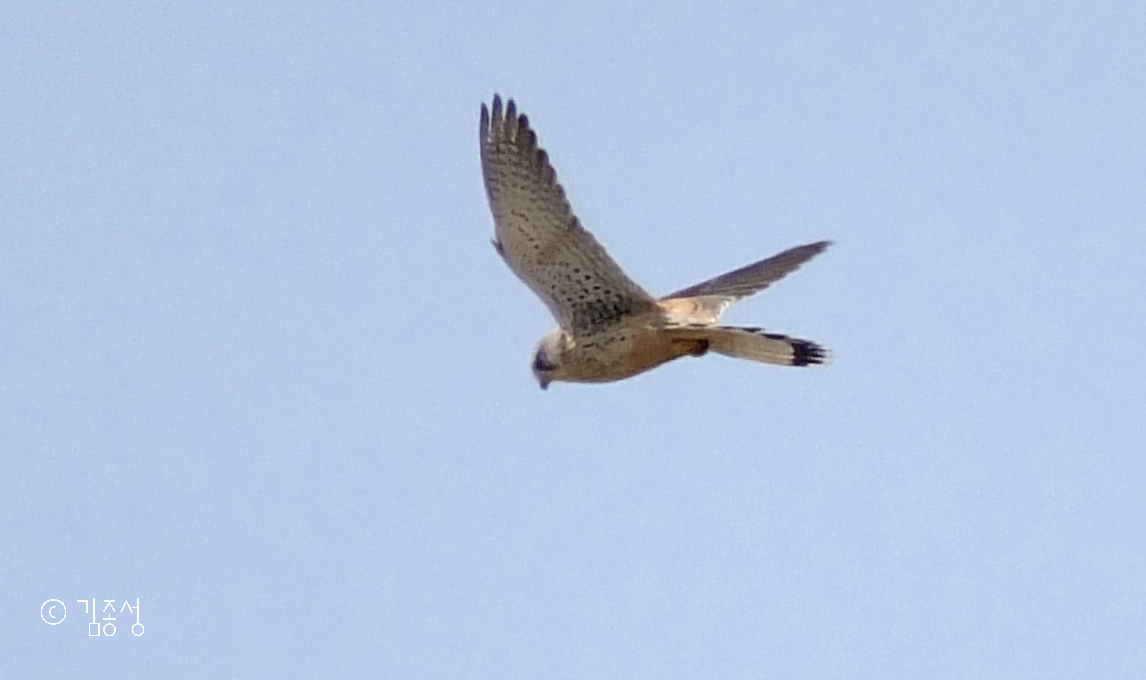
xmin=479 ymin=95 xmax=831 ymax=389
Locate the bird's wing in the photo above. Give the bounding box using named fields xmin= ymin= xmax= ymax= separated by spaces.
xmin=664 ymin=241 xmax=832 ymax=301
xmin=481 ymin=95 xmax=657 ymax=336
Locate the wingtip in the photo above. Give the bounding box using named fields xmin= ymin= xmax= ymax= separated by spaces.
xmin=505 ymin=98 xmax=517 ymax=130
xmin=491 ymin=95 xmax=504 ymax=127
xmin=485 ymin=94 xmax=526 ymax=138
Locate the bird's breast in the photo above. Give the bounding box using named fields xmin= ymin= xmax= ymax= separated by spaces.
xmin=562 ymin=325 xmax=696 ymax=382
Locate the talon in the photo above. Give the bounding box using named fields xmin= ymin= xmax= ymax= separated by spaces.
xmin=691 ymin=339 xmax=710 ymax=357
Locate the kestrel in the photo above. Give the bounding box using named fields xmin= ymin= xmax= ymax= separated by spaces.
xmin=480 ymin=95 xmax=831 ymax=389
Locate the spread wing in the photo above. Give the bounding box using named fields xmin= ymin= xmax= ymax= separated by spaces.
xmin=665 ymin=241 xmax=832 ymax=300
xmin=480 ymin=95 xmax=657 ymax=336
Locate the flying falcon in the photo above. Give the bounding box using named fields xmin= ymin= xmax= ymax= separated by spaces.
xmin=480 ymin=95 xmax=831 ymax=389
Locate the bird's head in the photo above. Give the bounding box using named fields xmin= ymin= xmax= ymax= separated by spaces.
xmin=531 ymin=329 xmax=569 ymax=390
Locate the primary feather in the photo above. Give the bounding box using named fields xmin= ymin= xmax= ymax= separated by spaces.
xmin=480 ymin=95 xmax=657 ymax=336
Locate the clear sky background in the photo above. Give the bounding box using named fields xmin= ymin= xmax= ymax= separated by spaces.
xmin=3 ymin=1 xmax=1144 ymax=677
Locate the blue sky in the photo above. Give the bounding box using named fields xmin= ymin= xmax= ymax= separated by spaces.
xmin=3 ymin=1 xmax=1144 ymax=677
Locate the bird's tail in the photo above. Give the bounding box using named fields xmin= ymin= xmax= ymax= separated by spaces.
xmin=668 ymin=324 xmax=830 ymax=367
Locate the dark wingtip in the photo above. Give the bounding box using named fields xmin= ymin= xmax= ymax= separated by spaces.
xmin=491 ymin=95 xmax=503 ymax=128
xmin=795 ymin=240 xmax=833 ymax=259
xmin=505 ymin=98 xmax=517 ymax=128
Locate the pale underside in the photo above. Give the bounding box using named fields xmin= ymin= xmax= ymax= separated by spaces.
xmin=480 ymin=95 xmax=830 ymax=384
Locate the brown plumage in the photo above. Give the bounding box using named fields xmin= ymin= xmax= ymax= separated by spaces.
xmin=480 ymin=95 xmax=831 ymax=389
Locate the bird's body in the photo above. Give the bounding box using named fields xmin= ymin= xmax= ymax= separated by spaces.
xmin=479 ymin=95 xmax=831 ymax=389
xmin=530 ymin=314 xmax=709 ymax=384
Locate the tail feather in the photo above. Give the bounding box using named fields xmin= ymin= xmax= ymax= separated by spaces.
xmin=670 ymin=324 xmax=830 ymax=367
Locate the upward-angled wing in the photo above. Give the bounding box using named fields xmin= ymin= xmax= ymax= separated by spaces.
xmin=664 ymin=241 xmax=832 ymax=301
xmin=481 ymin=95 xmax=657 ymax=336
